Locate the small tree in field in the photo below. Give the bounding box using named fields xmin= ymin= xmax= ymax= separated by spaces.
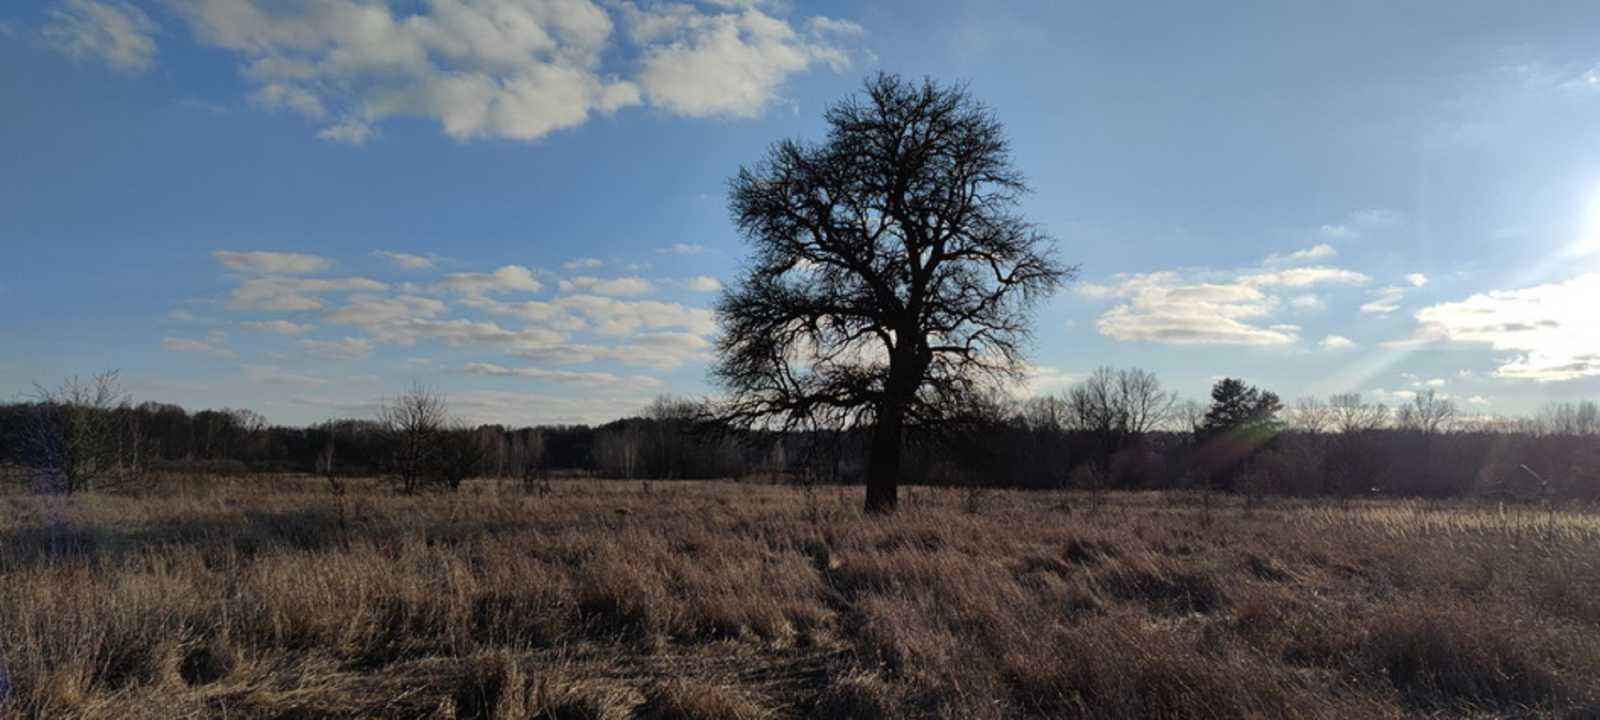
xmin=378 ymin=383 xmax=446 ymax=494
xmin=431 ymin=424 xmax=487 ymax=492
xmin=715 ymin=74 xmax=1072 ymax=513
xmin=21 ymin=372 xmax=130 ymax=493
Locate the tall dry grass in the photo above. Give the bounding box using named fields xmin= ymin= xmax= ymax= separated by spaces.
xmin=1 ymin=476 xmax=1597 ymax=718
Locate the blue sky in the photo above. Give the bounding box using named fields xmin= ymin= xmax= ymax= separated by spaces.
xmin=3 ymin=0 xmax=1600 ymax=426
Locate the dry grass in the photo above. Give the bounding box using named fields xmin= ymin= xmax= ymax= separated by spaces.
xmin=1 ymin=477 xmax=1598 ymax=718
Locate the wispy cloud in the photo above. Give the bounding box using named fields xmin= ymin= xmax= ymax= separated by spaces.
xmin=373 ymin=251 xmax=438 ymax=270
xmin=43 ymin=0 xmax=157 ymax=73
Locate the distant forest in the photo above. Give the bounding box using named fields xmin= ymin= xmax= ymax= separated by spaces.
xmin=2 ymin=369 xmax=1597 ymax=502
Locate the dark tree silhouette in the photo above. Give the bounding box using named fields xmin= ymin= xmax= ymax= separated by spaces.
xmin=1194 ymin=378 xmax=1284 ymax=491
xmin=715 ymin=74 xmax=1072 ymax=513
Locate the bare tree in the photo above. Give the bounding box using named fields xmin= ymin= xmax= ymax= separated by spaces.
xmin=714 ymin=74 xmax=1073 ymax=513
xmin=377 ymin=382 xmax=446 ymax=494
xmin=1538 ymin=400 xmax=1600 ymax=435
xmin=1285 ymin=396 xmax=1333 ymax=433
xmin=1173 ymin=399 xmax=1208 ymax=435
xmin=1328 ymin=392 xmax=1389 ymax=433
xmin=21 ymin=372 xmax=130 ymax=493
xmin=1065 ymin=367 xmax=1176 ymax=458
xmin=1396 ymin=389 xmax=1456 ymax=434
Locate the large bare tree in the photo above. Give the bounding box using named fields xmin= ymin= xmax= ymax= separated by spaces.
xmin=715 ymin=74 xmax=1072 ymax=513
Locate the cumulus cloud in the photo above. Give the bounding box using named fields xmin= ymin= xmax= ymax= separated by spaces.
xmin=554 ymin=294 xmax=715 ymax=336
xmin=374 ymin=250 xmax=437 ymax=270
xmin=242 ymin=319 xmax=314 ymax=335
xmin=627 ymin=3 xmax=854 ymax=117
xmin=511 ymin=331 xmax=710 ymax=370
xmin=43 ymin=0 xmax=157 ymax=72
xmin=685 ymin=275 xmax=722 ymax=292
xmin=1237 ymin=266 xmax=1370 ymax=288
xmin=228 ymin=276 xmax=388 ymax=312
xmin=1320 ymin=335 xmax=1354 ymax=349
xmin=165 ymin=0 xmax=859 ymax=143
xmin=659 ymin=243 xmax=707 ymax=255
xmin=1082 ymin=244 xmax=1373 ymax=346
xmin=559 ymin=275 xmax=653 ymax=296
xmin=1086 ymin=273 xmax=1298 ymax=345
xmin=1389 ymin=272 xmax=1600 ymax=381
xmin=563 ymin=257 xmax=603 ymax=270
xmin=1289 ymin=294 xmax=1324 ymax=311
xmin=1264 ymin=244 xmax=1336 ymax=266
xmin=1405 ymin=273 xmax=1429 ymax=288
xmin=463 ymin=361 xmax=662 ymax=389
xmin=437 ymin=265 xmax=542 ymax=295
xmin=326 ymin=294 xmax=449 ymax=326
xmin=214 ymin=250 xmax=332 ymax=274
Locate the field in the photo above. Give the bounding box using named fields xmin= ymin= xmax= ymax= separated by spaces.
xmin=2 ymin=477 xmax=1599 ymax=719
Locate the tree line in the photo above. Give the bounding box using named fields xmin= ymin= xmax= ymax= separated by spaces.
xmin=2 ymin=369 xmax=1596 ymax=502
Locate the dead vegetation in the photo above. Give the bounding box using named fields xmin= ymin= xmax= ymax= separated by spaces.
xmin=1 ymin=477 xmax=1598 ymax=718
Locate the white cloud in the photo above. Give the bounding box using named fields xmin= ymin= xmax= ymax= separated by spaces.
xmin=1083 ymin=245 xmax=1374 ymax=346
xmin=1319 ymin=224 xmax=1351 ymax=239
xmin=437 ymin=265 xmax=542 ymax=295
xmin=326 ymin=294 xmax=449 ymax=326
xmin=1360 ymin=286 xmax=1408 ymax=315
xmin=563 ymin=257 xmax=603 ymax=270
xmin=163 ymin=335 xmax=236 ymax=358
xmin=1391 ymin=272 xmax=1600 ymax=381
xmin=686 ymin=275 xmax=722 ymax=293
xmin=318 ymin=118 xmax=375 ymax=145
xmin=374 ymin=251 xmax=437 ymax=270
xmin=628 ymin=4 xmax=852 ymax=117
xmin=1087 ymin=273 xmax=1297 ymax=346
xmin=297 ymin=336 xmax=374 ymax=359
xmin=511 ymin=331 xmax=711 ymax=371
xmin=43 ymin=0 xmax=157 ymax=72
xmin=244 ymin=364 xmax=327 ymax=386
xmin=242 ymin=319 xmax=314 ymax=335
xmin=554 ymin=294 xmax=716 ymax=336
xmin=1021 ymin=365 xmax=1080 ymax=396
xmin=659 ymin=242 xmax=707 ymax=255
xmin=214 ymin=250 xmax=332 ymax=274
xmin=1405 ymin=273 xmax=1429 ymax=288
xmin=166 ymin=0 xmax=857 ymax=143
xmin=1238 ymin=266 xmax=1370 ymax=288
xmin=1289 ymin=294 xmax=1324 ymax=311
xmin=559 ymin=275 xmax=654 ymax=296
xmin=1320 ymin=335 xmax=1354 ymax=349
xmin=457 ymin=296 xmax=587 ymax=332
xmin=1264 ymin=244 xmax=1336 ymax=266
xmin=463 ymin=361 xmax=662 ymax=389
xmin=1466 ymin=395 xmax=1491 ymax=406
xmin=228 ymin=276 xmax=388 ymax=312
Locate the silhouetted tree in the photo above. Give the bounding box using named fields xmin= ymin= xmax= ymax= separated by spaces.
xmin=378 ymin=382 xmax=446 ymax=494
xmin=1066 ymin=367 xmax=1175 ymax=462
xmin=1396 ymin=389 xmax=1456 ymax=434
xmin=1194 ymin=378 xmax=1283 ymax=491
xmin=19 ymin=371 xmax=131 ymax=493
xmin=714 ymin=73 xmax=1072 ymax=513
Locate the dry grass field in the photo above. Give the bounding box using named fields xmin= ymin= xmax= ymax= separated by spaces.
xmin=2 ymin=476 xmax=1599 ymax=719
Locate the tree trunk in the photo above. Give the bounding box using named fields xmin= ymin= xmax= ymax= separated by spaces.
xmin=865 ymin=403 xmax=903 ymax=514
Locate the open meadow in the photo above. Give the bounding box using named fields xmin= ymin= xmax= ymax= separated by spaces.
xmin=2 ymin=476 xmax=1599 ymax=719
